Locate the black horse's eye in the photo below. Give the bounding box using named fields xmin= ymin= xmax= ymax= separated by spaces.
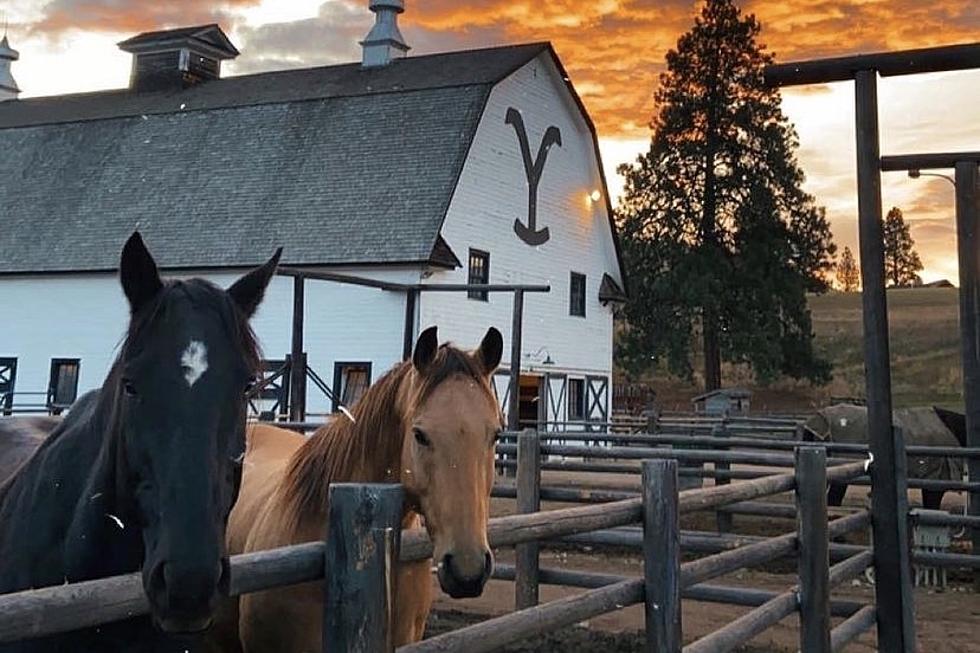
xmin=122 ymin=379 xmax=138 ymax=397
xmin=413 ymin=428 xmax=431 ymax=447
xmin=243 ymin=376 xmax=258 ymax=395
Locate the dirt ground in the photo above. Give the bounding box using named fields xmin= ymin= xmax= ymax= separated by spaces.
xmin=421 ymin=469 xmax=980 ymax=652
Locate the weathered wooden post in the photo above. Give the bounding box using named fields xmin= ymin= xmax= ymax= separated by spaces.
xmin=515 ymin=428 xmax=541 ymax=609
xmin=713 ymin=423 xmax=733 ymax=533
xmin=507 ymin=289 xmax=525 ymax=432
xmin=796 ymin=446 xmax=830 ymax=653
xmin=854 ymin=69 xmax=916 ymax=653
xmin=643 ymin=459 xmax=681 ymax=653
xmin=289 ymin=274 xmax=307 ymax=422
xmin=954 ymin=160 xmax=980 ymax=576
xmin=324 ymin=483 xmax=403 ymax=653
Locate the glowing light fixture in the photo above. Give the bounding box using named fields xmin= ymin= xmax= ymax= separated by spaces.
xmin=589 ymin=189 xmax=602 ymax=202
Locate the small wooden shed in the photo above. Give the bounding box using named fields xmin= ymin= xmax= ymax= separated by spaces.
xmin=692 ymin=388 xmax=752 ymax=417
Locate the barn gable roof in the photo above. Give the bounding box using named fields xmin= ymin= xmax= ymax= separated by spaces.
xmin=0 ymin=43 xmax=549 ymax=274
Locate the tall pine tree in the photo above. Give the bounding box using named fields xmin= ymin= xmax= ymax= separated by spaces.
xmin=882 ymin=207 xmax=923 ymax=287
xmin=616 ymin=0 xmax=835 ymax=388
xmin=836 ymin=246 xmax=860 ymax=292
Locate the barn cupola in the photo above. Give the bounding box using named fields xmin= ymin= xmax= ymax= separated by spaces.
xmin=117 ymin=24 xmax=239 ymax=92
xmin=360 ymin=0 xmax=410 ymax=68
xmin=0 ymin=34 xmax=19 ymax=101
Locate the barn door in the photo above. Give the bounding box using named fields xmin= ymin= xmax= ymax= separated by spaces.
xmin=544 ymin=373 xmax=567 ymax=432
xmin=491 ymin=370 xmax=511 ymax=422
xmin=249 ymin=358 xmax=290 ymax=420
xmin=585 ymin=375 xmax=609 ymax=429
xmin=0 ymin=358 xmax=16 ymax=414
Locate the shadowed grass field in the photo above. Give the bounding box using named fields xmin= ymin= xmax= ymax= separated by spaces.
xmin=634 ymin=287 xmax=962 ymax=412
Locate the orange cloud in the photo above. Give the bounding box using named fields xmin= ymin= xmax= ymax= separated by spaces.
xmin=32 ymin=0 xmax=260 ymax=35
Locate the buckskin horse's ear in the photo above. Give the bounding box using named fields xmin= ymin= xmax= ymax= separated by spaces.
xmin=229 ymin=247 xmax=283 ymax=318
xmin=477 ymin=327 xmax=503 ymax=375
xmin=413 ymin=326 xmax=439 ymax=372
xmin=120 ymin=231 xmax=163 ymax=313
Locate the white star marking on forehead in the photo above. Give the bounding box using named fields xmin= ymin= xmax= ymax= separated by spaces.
xmin=181 ymin=341 xmax=208 ymax=387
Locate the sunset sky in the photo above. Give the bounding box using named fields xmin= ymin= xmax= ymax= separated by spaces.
xmin=3 ymin=0 xmax=977 ymax=283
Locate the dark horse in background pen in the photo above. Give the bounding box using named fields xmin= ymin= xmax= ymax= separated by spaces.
xmin=0 ymin=232 xmax=280 ymax=652
xmin=805 ymin=404 xmax=967 ymax=510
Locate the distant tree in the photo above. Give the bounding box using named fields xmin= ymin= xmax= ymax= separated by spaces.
xmin=616 ymin=0 xmax=835 ymax=389
xmin=836 ymin=246 xmax=860 ymax=292
xmin=882 ymin=207 xmax=923 ymax=287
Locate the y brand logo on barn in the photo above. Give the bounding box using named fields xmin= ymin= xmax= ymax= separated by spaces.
xmin=506 ymin=107 xmax=561 ymax=247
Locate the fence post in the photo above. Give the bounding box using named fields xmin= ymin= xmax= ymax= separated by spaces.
xmin=643 ymin=459 xmax=681 ymax=653
xmin=713 ymin=423 xmax=733 ymax=533
xmin=515 ymin=429 xmax=541 ymax=609
xmin=877 ymin=425 xmax=916 ymax=646
xmin=323 ymin=483 xmax=403 ymax=653
xmin=796 ymin=446 xmax=831 ymax=653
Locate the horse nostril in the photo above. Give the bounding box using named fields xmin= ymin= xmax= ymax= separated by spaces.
xmin=483 ymin=551 xmax=493 ymax=577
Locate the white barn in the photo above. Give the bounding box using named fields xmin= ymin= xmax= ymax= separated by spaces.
xmin=0 ymin=4 xmax=626 ymax=430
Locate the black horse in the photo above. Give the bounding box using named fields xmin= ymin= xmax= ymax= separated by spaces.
xmin=0 ymin=233 xmax=280 ymax=652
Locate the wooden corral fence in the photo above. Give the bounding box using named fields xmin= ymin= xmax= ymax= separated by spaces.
xmin=0 ymin=439 xmax=867 ymax=652
xmin=1 ymin=425 xmax=978 ymax=650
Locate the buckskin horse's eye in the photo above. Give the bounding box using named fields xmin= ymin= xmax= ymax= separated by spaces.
xmin=413 ymin=428 xmax=431 ymax=447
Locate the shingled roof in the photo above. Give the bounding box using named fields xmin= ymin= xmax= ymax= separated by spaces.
xmin=0 ymin=43 xmax=550 ymax=274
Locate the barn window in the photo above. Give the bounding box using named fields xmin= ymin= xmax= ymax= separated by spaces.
xmin=567 ymin=378 xmax=585 ymax=422
xmin=48 ymin=358 xmax=80 ymax=411
xmin=570 ymin=272 xmax=587 ymax=317
xmin=333 ymin=362 xmax=372 ymax=413
xmin=0 ymin=358 xmax=16 ymax=414
xmin=468 ymin=249 xmax=490 ymax=301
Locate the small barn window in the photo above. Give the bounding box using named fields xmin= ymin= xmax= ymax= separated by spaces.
xmin=468 ymin=249 xmax=490 ymax=301
xmin=49 ymin=358 xmax=80 ymax=411
xmin=567 ymin=378 xmax=585 ymax=421
xmin=570 ymin=272 xmax=586 ymax=317
xmin=333 ymin=362 xmax=372 ymax=413
xmin=0 ymin=358 xmax=16 ymax=414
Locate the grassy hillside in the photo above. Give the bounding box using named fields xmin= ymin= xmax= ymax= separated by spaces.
xmin=632 ymin=287 xmax=963 ymax=412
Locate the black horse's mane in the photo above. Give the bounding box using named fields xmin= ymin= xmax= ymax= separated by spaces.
xmin=933 ymin=406 xmax=967 ymax=447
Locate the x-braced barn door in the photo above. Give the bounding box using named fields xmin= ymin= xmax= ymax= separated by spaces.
xmin=0 ymin=358 xmax=16 ymax=414
xmin=544 ymin=373 xmax=567 ymax=432
xmin=585 ymin=375 xmax=609 ymax=428
xmin=491 ymin=371 xmax=511 ymax=422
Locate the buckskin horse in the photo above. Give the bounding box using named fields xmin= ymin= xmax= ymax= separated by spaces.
xmin=214 ymin=326 xmax=503 ymax=653
xmin=0 ymin=232 xmax=280 ymax=652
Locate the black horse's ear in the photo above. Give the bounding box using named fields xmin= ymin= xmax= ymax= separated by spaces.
xmin=413 ymin=326 xmax=439 ymax=373
xmin=120 ymin=231 xmax=163 ymax=313
xmin=228 ymin=247 xmax=282 ymax=318
xmin=477 ymin=327 xmax=503 ymax=375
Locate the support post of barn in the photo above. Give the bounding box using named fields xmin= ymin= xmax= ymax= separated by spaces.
xmin=515 ymin=429 xmax=541 ymax=609
xmin=643 ymin=459 xmax=681 ymax=652
xmin=402 ymin=288 xmax=419 ymax=361
xmin=713 ymin=423 xmax=733 ymax=533
xmin=854 ymin=68 xmax=916 ymax=652
xmin=796 ymin=446 xmax=830 ymax=653
xmin=507 ymin=290 xmax=525 ymax=431
xmin=323 ymin=483 xmax=403 ymax=653
xmin=289 ymin=275 xmax=307 ymax=422
xmin=955 ymin=160 xmax=980 ymax=572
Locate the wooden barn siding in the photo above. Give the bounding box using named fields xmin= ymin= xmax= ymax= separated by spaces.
xmin=2 ymin=265 xmax=418 ymax=415
xmin=421 ymin=53 xmax=620 ymax=423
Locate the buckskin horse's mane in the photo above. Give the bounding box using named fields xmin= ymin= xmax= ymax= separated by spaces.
xmin=0 ymin=279 xmax=261 ymax=504
xmin=280 ymin=344 xmax=489 ymax=529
